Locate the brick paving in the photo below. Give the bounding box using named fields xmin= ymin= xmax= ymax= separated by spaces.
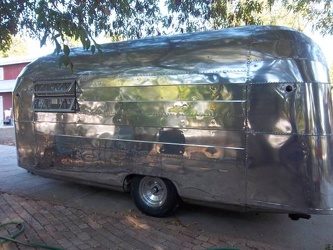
xmin=0 ymin=140 xmax=279 ymax=250
xmin=0 ymin=192 xmax=277 ymax=250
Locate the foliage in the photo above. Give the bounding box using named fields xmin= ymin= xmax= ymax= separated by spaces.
xmin=285 ymin=0 xmax=333 ymax=36
xmin=1 ymin=0 xmax=332 ymax=69
xmin=0 ymin=0 xmax=264 ymax=52
xmin=0 ymin=36 xmax=28 ymax=58
xmin=0 ymin=0 xmax=32 ymax=52
xmin=163 ymin=0 xmax=264 ymax=32
xmin=258 ymin=1 xmax=308 ymax=31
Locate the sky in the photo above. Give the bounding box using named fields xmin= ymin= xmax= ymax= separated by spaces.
xmin=304 ymin=30 xmax=333 ymax=64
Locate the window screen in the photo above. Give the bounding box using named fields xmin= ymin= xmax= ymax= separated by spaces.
xmin=32 ymin=78 xmax=81 ymax=112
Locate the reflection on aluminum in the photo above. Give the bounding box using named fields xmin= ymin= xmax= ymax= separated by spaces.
xmin=14 ymin=25 xmax=333 ymax=216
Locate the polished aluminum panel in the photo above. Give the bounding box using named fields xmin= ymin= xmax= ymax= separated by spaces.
xmin=14 ymin=25 xmax=333 ymax=215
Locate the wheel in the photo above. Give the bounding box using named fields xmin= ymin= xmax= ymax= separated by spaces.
xmin=131 ymin=175 xmax=180 ymax=217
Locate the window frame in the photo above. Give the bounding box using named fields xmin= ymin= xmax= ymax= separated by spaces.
xmin=32 ymin=78 xmax=81 ymax=113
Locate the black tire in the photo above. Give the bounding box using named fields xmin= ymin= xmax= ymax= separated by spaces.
xmin=131 ymin=175 xmax=180 ymax=217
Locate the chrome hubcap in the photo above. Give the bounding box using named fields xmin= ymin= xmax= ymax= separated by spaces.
xmin=139 ymin=177 xmax=167 ymax=208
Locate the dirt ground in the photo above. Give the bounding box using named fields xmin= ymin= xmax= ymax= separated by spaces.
xmin=0 ymin=126 xmax=15 ymax=146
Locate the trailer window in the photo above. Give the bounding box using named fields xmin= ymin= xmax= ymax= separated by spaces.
xmin=32 ymin=79 xmax=80 ymax=112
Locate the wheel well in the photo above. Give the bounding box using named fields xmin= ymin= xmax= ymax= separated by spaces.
xmin=123 ymin=174 xmax=136 ymax=192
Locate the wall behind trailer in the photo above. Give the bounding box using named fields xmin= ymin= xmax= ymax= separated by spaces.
xmin=1 ymin=92 xmax=12 ymax=111
xmin=3 ymin=63 xmax=28 ymax=80
xmin=0 ymin=58 xmax=32 ymax=125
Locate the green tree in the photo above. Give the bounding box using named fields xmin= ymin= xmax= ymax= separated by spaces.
xmin=258 ymin=1 xmax=308 ymax=31
xmin=284 ymin=0 xmax=333 ymax=36
xmin=0 ymin=0 xmax=31 ymax=53
xmin=0 ymin=36 xmax=28 ymax=58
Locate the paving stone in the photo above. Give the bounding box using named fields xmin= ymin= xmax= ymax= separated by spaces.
xmin=182 ymin=241 xmax=196 ymax=248
xmin=191 ymin=238 xmax=205 ymax=245
xmin=0 ymin=192 xmax=271 ymax=250
xmin=197 ymin=234 xmax=210 ymax=242
xmin=77 ymin=231 xmax=91 ymax=241
xmin=201 ymin=241 xmax=215 ymax=248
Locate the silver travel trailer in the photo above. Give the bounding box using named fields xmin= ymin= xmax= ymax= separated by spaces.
xmin=14 ymin=25 xmax=333 ymax=219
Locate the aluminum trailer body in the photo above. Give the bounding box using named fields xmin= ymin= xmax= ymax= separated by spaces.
xmin=14 ymin=25 xmax=333 ymax=218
